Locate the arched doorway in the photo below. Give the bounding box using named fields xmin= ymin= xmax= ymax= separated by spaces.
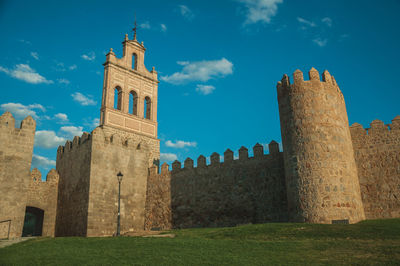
xmin=22 ymin=206 xmax=44 ymax=237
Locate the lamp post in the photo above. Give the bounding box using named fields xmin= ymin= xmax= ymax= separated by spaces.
xmin=116 ymin=171 xmax=123 ymax=236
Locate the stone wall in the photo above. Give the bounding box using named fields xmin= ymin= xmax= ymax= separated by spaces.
xmin=87 ymin=126 xmax=150 ymax=236
xmin=145 ymin=141 xmax=288 ymax=229
xmin=0 ymin=112 xmax=35 ymax=238
xmin=56 ymin=132 xmax=92 ymax=236
xmin=277 ymin=68 xmax=365 ymax=224
xmin=350 ymin=116 xmax=400 ymax=219
xmin=27 ymin=169 xmax=59 ymax=237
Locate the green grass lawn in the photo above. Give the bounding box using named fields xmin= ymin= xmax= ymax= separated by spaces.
xmin=1 ymin=219 xmax=399 ymax=265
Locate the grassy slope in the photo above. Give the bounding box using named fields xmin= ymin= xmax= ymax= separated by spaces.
xmin=0 ymin=219 xmax=399 ymax=265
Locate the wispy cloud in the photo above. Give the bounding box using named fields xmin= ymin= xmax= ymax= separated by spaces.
xmin=160 ymin=153 xmax=178 ymax=162
xmin=321 ymin=17 xmax=332 ymax=27
xmin=297 ymin=17 xmax=316 ymax=28
xmin=313 ymin=38 xmax=328 ymax=47
xmin=81 ymin=51 xmax=96 ymax=61
xmin=69 ymin=64 xmax=77 ymax=70
xmin=0 ymin=102 xmax=45 ymax=120
xmin=30 ymin=52 xmax=39 ymax=60
xmin=0 ymin=64 xmax=53 ymax=84
xmin=161 ymin=58 xmax=233 ymax=85
xmin=35 ymin=130 xmax=66 ymax=148
xmin=165 ymin=140 xmax=197 ymax=148
xmin=60 ymin=126 xmax=84 ymax=138
xmin=71 ymin=92 xmax=97 ymax=106
xmin=57 ymin=78 xmax=70 ymax=85
xmin=196 ymin=84 xmax=215 ymax=95
xmin=239 ymin=0 xmax=283 ymax=25
xmin=139 ymin=21 xmax=151 ymax=29
xmin=54 ymin=113 xmax=69 ymax=123
xmin=178 ymin=5 xmax=195 ymax=21
xmin=32 ymin=154 xmax=56 ymax=169
xmin=160 ymin=24 xmax=167 ymax=32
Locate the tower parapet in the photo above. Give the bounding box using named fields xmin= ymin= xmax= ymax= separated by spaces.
xmin=277 ymin=68 xmax=365 ymax=224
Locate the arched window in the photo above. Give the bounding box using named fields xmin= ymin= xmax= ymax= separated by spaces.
xmin=144 ymin=96 xmax=151 ymax=120
xmin=129 ymin=91 xmax=138 ymax=115
xmin=132 ymin=53 xmax=137 ymax=70
xmin=114 ymin=87 xmax=122 ymax=110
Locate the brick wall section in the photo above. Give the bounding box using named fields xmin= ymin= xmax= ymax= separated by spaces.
xmin=350 ymin=116 xmax=400 ymax=219
xmin=145 ymin=141 xmax=288 ymax=229
xmin=27 ymin=169 xmax=59 ymax=237
xmin=277 ymin=68 xmax=365 ymax=224
xmin=0 ymin=112 xmax=35 ymax=238
xmin=55 ymin=133 xmax=92 ymax=236
xmin=87 ymin=126 xmax=150 ymax=236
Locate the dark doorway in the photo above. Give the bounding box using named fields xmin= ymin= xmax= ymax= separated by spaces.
xmin=22 ymin=207 xmax=44 ymax=237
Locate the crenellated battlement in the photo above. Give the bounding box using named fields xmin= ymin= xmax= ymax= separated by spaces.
xmin=0 ymin=112 xmax=36 ymax=132
xmin=277 ymin=68 xmax=343 ymax=101
xmin=160 ymin=140 xmax=281 ymax=173
xmin=30 ymin=168 xmax=59 ymax=184
xmin=350 ymin=115 xmax=400 ymax=138
xmin=57 ymin=132 xmax=92 ymax=159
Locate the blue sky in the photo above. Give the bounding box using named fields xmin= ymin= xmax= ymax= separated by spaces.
xmin=1 ymin=0 xmax=399 ymax=177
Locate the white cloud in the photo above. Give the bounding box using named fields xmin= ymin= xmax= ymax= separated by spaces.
xmin=71 ymin=92 xmax=97 ymax=106
xmin=30 ymin=52 xmax=39 ymax=60
xmin=0 ymin=102 xmax=45 ymax=120
xmin=321 ymin=17 xmax=332 ymax=27
xmin=178 ymin=5 xmax=194 ymax=20
xmin=81 ymin=51 xmax=96 ymax=61
xmin=91 ymin=118 xmax=100 ymax=128
xmin=60 ymin=126 xmax=84 ymax=138
xmin=161 ymin=58 xmax=233 ymax=85
xmin=160 ymin=153 xmax=178 ymax=162
xmin=239 ymin=0 xmax=283 ymax=25
xmin=297 ymin=17 xmax=316 ymax=28
xmin=54 ymin=113 xmax=69 ymax=123
xmin=165 ymin=140 xmax=197 ymax=148
xmin=139 ymin=21 xmax=151 ymax=29
xmin=196 ymin=84 xmax=216 ymax=95
xmin=31 ymin=154 xmax=56 ymax=170
xmin=160 ymin=24 xmax=167 ymax=32
xmin=313 ymin=38 xmax=328 ymax=47
xmin=19 ymin=39 xmax=31 ymax=45
xmin=35 ymin=130 xmax=66 ymax=148
xmin=57 ymin=78 xmax=70 ymax=85
xmin=69 ymin=64 xmax=77 ymax=70
xmin=0 ymin=64 xmax=53 ymax=84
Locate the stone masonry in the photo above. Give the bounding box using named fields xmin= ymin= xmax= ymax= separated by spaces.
xmin=0 ymin=112 xmax=58 ymax=238
xmin=0 ymin=30 xmax=399 ymax=238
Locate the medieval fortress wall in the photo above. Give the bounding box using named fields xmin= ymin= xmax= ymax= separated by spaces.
xmin=350 ymin=117 xmax=400 ymax=219
xmin=56 ymin=125 xmax=151 ymax=237
xmin=145 ymin=141 xmax=288 ymax=230
xmin=27 ymin=169 xmax=59 ymax=237
xmin=1 ymin=31 xmax=399 ymax=238
xmin=0 ymin=112 xmax=58 ymax=238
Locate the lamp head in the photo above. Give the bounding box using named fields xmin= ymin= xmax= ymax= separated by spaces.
xmin=117 ymin=172 xmax=123 ymax=182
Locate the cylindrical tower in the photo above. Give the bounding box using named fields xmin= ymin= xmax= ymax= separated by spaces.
xmin=277 ymin=68 xmax=365 ymax=224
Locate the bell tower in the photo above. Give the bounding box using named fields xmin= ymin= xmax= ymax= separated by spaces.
xmin=100 ymin=30 xmax=160 ymax=166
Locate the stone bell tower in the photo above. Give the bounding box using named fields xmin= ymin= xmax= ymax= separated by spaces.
xmin=56 ymin=29 xmax=160 ymax=237
xmin=100 ymin=30 xmax=160 ymax=166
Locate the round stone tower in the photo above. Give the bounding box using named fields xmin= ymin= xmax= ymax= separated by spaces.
xmin=277 ymin=68 xmax=365 ymax=224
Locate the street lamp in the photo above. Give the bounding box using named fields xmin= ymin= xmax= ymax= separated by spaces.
xmin=116 ymin=171 xmax=123 ymax=236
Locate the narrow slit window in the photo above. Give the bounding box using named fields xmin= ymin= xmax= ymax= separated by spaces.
xmin=114 ymin=87 xmax=122 ymax=110
xmin=130 ymin=91 xmax=138 ymax=115
xmin=144 ymin=96 xmax=151 ymax=120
